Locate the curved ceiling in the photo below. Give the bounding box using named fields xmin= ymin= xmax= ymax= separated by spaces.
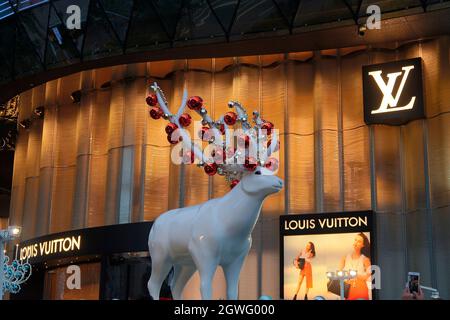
xmin=0 ymin=0 xmax=449 ymax=103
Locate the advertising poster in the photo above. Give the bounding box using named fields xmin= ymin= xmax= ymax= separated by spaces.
xmin=280 ymin=211 xmax=375 ymax=300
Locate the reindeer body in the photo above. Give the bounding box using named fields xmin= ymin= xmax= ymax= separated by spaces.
xmin=147 ymin=170 xmax=283 ymax=300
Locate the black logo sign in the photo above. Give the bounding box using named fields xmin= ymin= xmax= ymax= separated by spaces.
xmin=363 ymin=58 xmax=425 ymax=125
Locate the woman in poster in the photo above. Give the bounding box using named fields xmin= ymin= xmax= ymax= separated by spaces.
xmin=339 ymin=232 xmax=371 ymax=300
xmin=293 ymin=242 xmax=316 ymax=300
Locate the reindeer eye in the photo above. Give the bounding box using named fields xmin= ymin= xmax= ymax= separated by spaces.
xmin=255 ymin=171 xmax=261 ymax=175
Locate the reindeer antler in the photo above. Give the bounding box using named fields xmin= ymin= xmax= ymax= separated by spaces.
xmin=146 ymin=82 xmax=280 ymax=188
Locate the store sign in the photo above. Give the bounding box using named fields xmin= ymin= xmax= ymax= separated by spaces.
xmin=19 ymin=236 xmax=82 ymax=260
xmin=363 ymin=58 xmax=424 ymax=125
xmin=283 ymin=216 xmax=369 ymax=232
xmin=280 ymin=211 xmax=375 ymax=300
xmin=18 ymin=222 xmax=153 ymax=264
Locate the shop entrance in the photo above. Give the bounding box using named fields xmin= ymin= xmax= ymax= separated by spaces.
xmin=16 ymin=252 xmax=173 ymax=300
xmin=101 ymin=252 xmax=172 ymax=300
xmin=102 ymin=253 xmax=149 ymax=300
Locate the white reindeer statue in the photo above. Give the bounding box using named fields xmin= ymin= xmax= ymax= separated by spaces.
xmin=145 ymin=83 xmax=283 ymax=300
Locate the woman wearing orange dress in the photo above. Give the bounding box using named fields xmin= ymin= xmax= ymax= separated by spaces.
xmin=339 ymin=233 xmax=371 ymax=300
xmin=293 ymin=242 xmax=316 ymax=300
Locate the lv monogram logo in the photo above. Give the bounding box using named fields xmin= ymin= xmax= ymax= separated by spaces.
xmin=369 ymin=65 xmax=415 ymax=114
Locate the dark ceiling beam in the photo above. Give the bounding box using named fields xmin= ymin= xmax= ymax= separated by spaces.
xmin=42 ymin=0 xmax=52 ymax=66
xmin=356 ymin=0 xmax=363 ymax=20
xmin=226 ymin=0 xmax=241 ymax=41
xmin=122 ymin=0 xmax=136 ymax=53
xmin=7 ymin=0 xmax=46 ymax=69
xmin=206 ymin=0 xmax=228 ymax=38
xmin=289 ymin=0 xmax=302 ymax=32
xmin=148 ymin=0 xmax=174 ymax=46
xmin=341 ymin=0 xmax=358 ymax=24
xmin=420 ymin=0 xmax=428 ymax=12
xmin=96 ymin=0 xmax=124 ymax=48
xmin=170 ymin=0 xmax=186 ymax=46
xmin=80 ymin=0 xmax=94 ymax=61
xmin=270 ymin=0 xmax=291 ymax=32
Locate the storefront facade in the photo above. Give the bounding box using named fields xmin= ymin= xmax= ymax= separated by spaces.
xmin=7 ymin=35 xmax=449 ymax=299
xmin=0 ymin=0 xmax=448 ymax=300
xmin=13 ymin=222 xmax=176 ymax=300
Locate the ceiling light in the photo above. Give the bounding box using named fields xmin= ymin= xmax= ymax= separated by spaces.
xmin=34 ymin=106 xmax=44 ymax=118
xmin=70 ymin=90 xmax=82 ymax=103
xmin=358 ymin=24 xmax=367 ymax=37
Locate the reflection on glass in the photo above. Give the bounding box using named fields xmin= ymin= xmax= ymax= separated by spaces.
xmin=102 ymin=252 xmax=172 ymax=300
xmin=43 ymin=262 xmax=100 ymax=300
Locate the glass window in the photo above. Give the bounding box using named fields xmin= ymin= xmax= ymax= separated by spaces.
xmin=102 ymin=252 xmax=172 ymax=300
xmin=43 ymin=262 xmax=100 ymax=300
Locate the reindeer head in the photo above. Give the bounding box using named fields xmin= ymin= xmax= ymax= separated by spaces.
xmin=240 ymin=167 xmax=283 ymax=197
xmin=146 ymin=83 xmax=282 ymax=190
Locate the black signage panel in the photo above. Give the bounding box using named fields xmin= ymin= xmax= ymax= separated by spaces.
xmin=18 ymin=222 xmax=153 ymax=264
xmin=363 ymin=58 xmax=424 ymax=125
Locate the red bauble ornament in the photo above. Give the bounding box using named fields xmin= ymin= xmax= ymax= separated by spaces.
xmin=267 ymin=138 xmax=280 ymax=152
xmin=183 ymin=150 xmax=195 ymax=164
xmin=165 ymin=123 xmax=178 ymax=135
xmin=179 ymin=113 xmax=192 ymax=127
xmin=187 ymin=96 xmax=203 ymax=110
xmin=204 ymin=163 xmax=218 ymax=176
xmin=261 ymin=120 xmax=274 ymax=135
xmin=230 ymin=179 xmax=240 ymax=189
xmin=198 ymin=126 xmax=211 ymax=141
xmin=146 ymin=94 xmax=158 ymax=106
xmin=167 ymin=134 xmax=180 ymax=144
xmin=149 ymin=107 xmax=163 ymax=120
xmin=224 ymin=112 xmax=237 ymax=126
xmin=265 ymin=157 xmax=279 ymax=172
xmin=244 ymin=156 xmax=257 ymax=171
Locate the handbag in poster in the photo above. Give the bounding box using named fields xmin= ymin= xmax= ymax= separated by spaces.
xmin=327 ymin=279 xmax=350 ymax=298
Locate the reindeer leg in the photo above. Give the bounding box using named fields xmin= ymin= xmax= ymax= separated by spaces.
xmin=171 ymin=265 xmax=196 ymax=300
xmin=196 ymin=263 xmax=217 ymax=300
xmin=148 ymin=251 xmax=172 ymax=300
xmin=222 ymin=245 xmax=251 ymax=300
xmin=189 ymin=243 xmax=218 ymax=300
